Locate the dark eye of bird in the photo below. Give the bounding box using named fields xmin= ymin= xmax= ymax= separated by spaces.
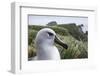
xmin=47 ymin=32 xmax=54 ymax=36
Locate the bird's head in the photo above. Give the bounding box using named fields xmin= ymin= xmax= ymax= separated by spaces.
xmin=35 ymin=28 xmax=68 ymax=49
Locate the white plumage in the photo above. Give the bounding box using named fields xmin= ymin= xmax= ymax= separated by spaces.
xmin=30 ymin=28 xmax=68 ymax=60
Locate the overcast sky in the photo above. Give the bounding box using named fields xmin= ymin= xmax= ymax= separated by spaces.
xmin=28 ymin=15 xmax=88 ymax=32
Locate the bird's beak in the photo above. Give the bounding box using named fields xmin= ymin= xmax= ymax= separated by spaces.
xmin=55 ymin=35 xmax=68 ymax=49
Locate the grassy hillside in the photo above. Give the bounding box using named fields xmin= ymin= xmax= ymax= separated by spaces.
xmin=28 ymin=23 xmax=88 ymax=59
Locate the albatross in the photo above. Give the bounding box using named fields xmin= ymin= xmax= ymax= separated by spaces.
xmin=30 ymin=28 xmax=68 ymax=60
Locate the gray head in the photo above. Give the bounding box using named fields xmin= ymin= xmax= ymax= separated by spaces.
xmin=35 ymin=28 xmax=68 ymax=49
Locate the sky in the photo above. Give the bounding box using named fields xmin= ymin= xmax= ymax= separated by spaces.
xmin=28 ymin=15 xmax=88 ymax=32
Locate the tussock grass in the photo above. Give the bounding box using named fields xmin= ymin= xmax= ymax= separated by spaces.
xmin=28 ymin=24 xmax=88 ymax=59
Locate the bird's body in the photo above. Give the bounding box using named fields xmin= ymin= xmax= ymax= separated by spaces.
xmin=37 ymin=44 xmax=60 ymax=60
xmin=30 ymin=28 xmax=68 ymax=60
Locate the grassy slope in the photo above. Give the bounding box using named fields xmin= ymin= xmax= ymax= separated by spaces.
xmin=28 ymin=24 xmax=88 ymax=59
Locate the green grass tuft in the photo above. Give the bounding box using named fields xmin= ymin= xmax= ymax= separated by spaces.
xmin=28 ymin=24 xmax=88 ymax=59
